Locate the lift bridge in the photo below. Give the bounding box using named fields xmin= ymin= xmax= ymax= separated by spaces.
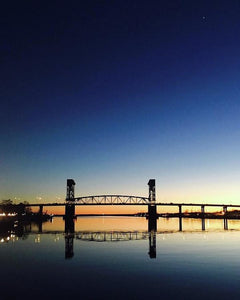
xmin=9 ymin=178 xmax=239 ymax=260
xmin=13 ymin=178 xmax=240 ymax=217
xmin=66 ymin=179 xmax=155 ymax=204
xmin=63 ymin=179 xmax=157 ymax=259
xmin=65 ymin=178 xmax=157 ymax=226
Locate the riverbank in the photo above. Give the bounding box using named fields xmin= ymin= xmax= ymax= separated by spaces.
xmin=0 ymin=212 xmax=52 ymax=224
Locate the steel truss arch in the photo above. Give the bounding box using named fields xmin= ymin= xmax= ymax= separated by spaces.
xmin=73 ymin=195 xmax=150 ymax=205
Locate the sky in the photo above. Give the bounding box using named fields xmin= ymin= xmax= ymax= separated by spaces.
xmin=1 ymin=0 xmax=240 ymax=210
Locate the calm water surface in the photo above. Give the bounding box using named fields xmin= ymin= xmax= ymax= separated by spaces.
xmin=1 ymin=217 xmax=240 ymax=300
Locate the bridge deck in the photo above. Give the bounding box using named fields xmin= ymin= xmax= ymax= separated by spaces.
xmin=5 ymin=195 xmax=239 ymax=208
xmin=22 ymin=202 xmax=240 ymax=208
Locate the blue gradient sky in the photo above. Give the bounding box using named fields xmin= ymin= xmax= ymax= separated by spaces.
xmin=1 ymin=1 xmax=240 ymax=204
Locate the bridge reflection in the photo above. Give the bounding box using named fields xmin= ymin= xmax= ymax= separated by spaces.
xmin=64 ymin=217 xmax=157 ymax=259
xmin=64 ymin=216 xmax=231 ymax=259
xmin=0 ymin=216 xmax=231 ymax=260
xmin=65 ymin=218 xmax=75 ymax=259
xmin=75 ymin=231 xmax=149 ymax=242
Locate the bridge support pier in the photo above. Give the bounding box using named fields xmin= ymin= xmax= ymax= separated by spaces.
xmin=223 ymin=206 xmax=227 ymax=215
xmin=65 ymin=203 xmax=75 ymax=220
xmin=178 ymin=205 xmax=183 ymax=231
xmin=201 ymin=205 xmax=205 ymax=217
xmin=223 ymin=206 xmax=228 ymax=230
xmin=148 ymin=216 xmax=157 ymax=232
xmin=148 ymin=205 xmax=157 ymax=220
xmin=178 ymin=205 xmax=182 ymax=216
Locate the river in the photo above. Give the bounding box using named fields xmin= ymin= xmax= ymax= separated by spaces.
xmin=1 ymin=216 xmax=240 ymax=299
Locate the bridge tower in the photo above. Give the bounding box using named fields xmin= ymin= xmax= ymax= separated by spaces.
xmin=65 ymin=179 xmax=75 ymax=259
xmin=65 ymin=179 xmax=76 ymax=220
xmin=66 ymin=179 xmax=75 ymax=201
xmin=148 ymin=179 xmax=157 ymax=231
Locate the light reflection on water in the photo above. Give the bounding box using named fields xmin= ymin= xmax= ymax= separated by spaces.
xmin=1 ymin=217 xmax=240 ymax=299
xmin=43 ymin=216 xmax=240 ymax=232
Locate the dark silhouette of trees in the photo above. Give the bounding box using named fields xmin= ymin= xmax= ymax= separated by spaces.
xmin=0 ymin=199 xmax=32 ymax=215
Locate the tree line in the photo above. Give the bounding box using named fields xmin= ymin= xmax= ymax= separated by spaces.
xmin=0 ymin=199 xmax=32 ymax=214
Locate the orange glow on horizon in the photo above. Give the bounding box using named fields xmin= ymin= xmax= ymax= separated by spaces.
xmin=35 ymin=204 xmax=234 ymax=215
xmin=35 ymin=216 xmax=240 ymax=233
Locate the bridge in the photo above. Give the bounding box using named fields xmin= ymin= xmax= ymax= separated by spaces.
xmin=2 ymin=177 xmax=238 ymax=260
xmin=14 ymin=178 xmax=237 ymax=236
xmin=6 ymin=178 xmax=240 ymax=223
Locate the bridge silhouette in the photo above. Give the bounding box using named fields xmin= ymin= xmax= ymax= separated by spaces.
xmin=2 ymin=178 xmax=239 ymax=235
xmin=1 ymin=178 xmax=237 ymax=261
xmin=4 ymin=177 xmax=238 ymax=258
xmin=20 ymin=179 xmax=240 ymax=225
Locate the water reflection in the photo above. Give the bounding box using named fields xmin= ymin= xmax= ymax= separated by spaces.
xmin=68 ymin=230 xmax=156 ymax=259
xmin=65 ymin=218 xmax=74 ymax=259
xmin=149 ymin=231 xmax=156 ymax=258
xmin=224 ymin=218 xmax=228 ymax=230
xmin=64 ymin=217 xmax=156 ymax=259
xmin=202 ymin=218 xmax=205 ymax=231
xmin=0 ymin=216 xmax=236 ymax=262
xmin=179 ymin=216 xmax=182 ymax=231
xmin=2 ymin=216 xmax=240 ymax=300
xmin=0 ymin=219 xmax=33 ymax=242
